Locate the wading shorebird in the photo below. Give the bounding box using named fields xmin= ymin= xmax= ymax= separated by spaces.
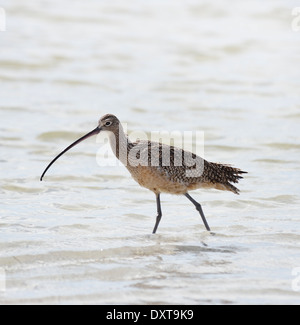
xmin=40 ymin=114 xmax=246 ymax=234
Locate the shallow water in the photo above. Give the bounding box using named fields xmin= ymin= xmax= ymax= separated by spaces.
xmin=1 ymin=0 xmax=300 ymax=304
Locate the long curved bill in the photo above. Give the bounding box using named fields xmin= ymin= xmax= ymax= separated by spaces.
xmin=40 ymin=126 xmax=101 ymax=181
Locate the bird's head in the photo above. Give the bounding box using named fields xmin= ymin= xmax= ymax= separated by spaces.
xmin=97 ymin=114 xmax=120 ymax=133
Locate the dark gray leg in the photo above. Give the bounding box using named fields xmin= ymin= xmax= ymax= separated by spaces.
xmin=152 ymin=193 xmax=162 ymax=234
xmin=185 ymin=193 xmax=211 ymax=231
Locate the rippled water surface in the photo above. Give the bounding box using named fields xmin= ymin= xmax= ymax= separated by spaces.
xmin=1 ymin=0 xmax=300 ymax=304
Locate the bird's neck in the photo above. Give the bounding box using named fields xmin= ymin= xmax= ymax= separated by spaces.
xmin=108 ymin=125 xmax=132 ymax=165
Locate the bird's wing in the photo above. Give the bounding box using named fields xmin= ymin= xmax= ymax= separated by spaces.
xmin=128 ymin=140 xmax=205 ymax=181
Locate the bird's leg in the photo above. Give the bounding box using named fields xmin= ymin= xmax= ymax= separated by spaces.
xmin=152 ymin=193 xmax=162 ymax=234
xmin=184 ymin=193 xmax=211 ymax=231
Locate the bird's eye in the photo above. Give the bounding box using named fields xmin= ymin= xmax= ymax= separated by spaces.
xmin=105 ymin=121 xmax=112 ymax=126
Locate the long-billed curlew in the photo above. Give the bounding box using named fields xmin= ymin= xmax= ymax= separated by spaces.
xmin=40 ymin=114 xmax=246 ymax=233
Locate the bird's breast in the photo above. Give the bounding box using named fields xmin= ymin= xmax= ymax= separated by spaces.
xmin=126 ymin=165 xmax=190 ymax=195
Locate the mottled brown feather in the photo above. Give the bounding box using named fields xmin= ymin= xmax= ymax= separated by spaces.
xmin=124 ymin=140 xmax=247 ymax=195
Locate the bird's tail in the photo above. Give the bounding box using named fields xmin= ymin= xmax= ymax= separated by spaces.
xmin=203 ymin=161 xmax=247 ymax=194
